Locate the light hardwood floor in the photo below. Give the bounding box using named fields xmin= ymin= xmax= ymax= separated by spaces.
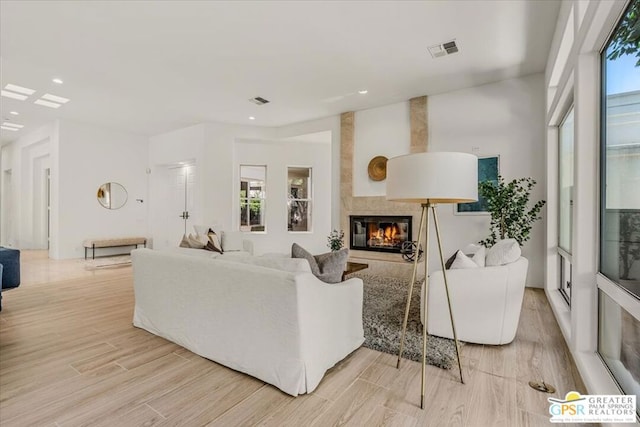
xmin=0 ymin=251 xmax=587 ymax=426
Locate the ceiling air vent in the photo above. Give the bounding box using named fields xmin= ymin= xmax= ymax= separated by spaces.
xmin=249 ymin=96 xmax=270 ymax=105
xmin=428 ymin=40 xmax=459 ymax=58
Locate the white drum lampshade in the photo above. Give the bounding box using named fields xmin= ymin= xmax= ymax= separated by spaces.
xmin=386 ymin=152 xmax=478 ymax=204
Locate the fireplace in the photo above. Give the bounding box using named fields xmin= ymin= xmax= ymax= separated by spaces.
xmin=349 ymin=215 xmax=412 ymax=253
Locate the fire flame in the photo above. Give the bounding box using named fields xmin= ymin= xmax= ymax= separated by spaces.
xmin=371 ymin=225 xmax=399 ymax=242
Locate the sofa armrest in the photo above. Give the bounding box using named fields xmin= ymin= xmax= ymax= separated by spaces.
xmin=295 ymin=274 xmax=364 ymax=391
xmin=422 ymin=266 xmax=509 ymax=345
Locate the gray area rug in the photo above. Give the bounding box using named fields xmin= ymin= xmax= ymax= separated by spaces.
xmin=353 ymin=273 xmax=459 ymax=370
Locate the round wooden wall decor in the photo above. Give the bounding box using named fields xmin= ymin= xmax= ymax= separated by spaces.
xmin=368 ymin=156 xmax=388 ymax=181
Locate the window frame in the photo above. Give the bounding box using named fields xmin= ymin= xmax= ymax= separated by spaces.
xmin=239 ymin=164 xmax=267 ymax=233
xmin=287 ymin=166 xmax=313 ymax=233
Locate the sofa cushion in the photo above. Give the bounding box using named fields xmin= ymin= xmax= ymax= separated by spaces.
xmin=221 ymin=231 xmax=244 ymax=252
xmin=163 ymin=247 xmax=221 ymax=258
xmin=179 ymin=234 xmax=190 ymax=248
xmin=291 ymin=243 xmax=348 ymax=284
xmin=485 ymin=239 xmax=521 ymax=266
xmin=220 ymin=255 xmax=312 ymax=273
xmin=450 ymin=251 xmax=479 ymax=269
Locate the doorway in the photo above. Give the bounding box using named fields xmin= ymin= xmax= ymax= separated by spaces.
xmin=151 ymin=161 xmax=199 ymax=249
xmin=169 ymin=163 xmax=196 ymax=237
xmin=1 ymin=169 xmax=13 ymax=246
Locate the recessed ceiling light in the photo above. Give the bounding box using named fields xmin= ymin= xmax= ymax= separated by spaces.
xmin=4 ymin=84 xmax=36 ymax=95
xmin=0 ymin=126 xmax=19 ymax=132
xmin=41 ymin=93 xmax=70 ymax=104
xmin=1 ymin=90 xmax=28 ymax=101
xmin=2 ymin=122 xmax=24 ymax=129
xmin=34 ymin=99 xmax=62 ymax=109
xmin=9 ymin=111 xmax=19 ymax=115
xmin=358 ymin=90 xmax=368 ymax=95
xmin=52 ymin=78 xmax=64 ymax=84
xmin=249 ymin=116 xmax=256 ymax=120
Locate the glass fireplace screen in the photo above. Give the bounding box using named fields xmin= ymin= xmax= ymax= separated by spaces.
xmin=349 ymin=215 xmax=412 ymax=253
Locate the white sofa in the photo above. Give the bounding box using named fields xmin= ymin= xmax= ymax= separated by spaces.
xmin=131 ymin=248 xmax=364 ymax=396
xmin=420 ymin=257 xmax=528 ymax=345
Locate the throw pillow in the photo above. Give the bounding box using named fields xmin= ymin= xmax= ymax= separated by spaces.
xmin=445 ymin=251 xmax=458 ymax=269
xmin=187 ymin=233 xmax=207 ymax=249
xmin=450 ymin=251 xmax=479 ymax=269
xmin=291 ymin=243 xmax=348 ymax=284
xmin=485 ymin=239 xmax=521 ymax=266
xmin=179 ymin=234 xmax=190 ymax=248
xmin=291 ymin=243 xmax=321 ymax=276
xmin=205 ymin=229 xmax=224 ymax=254
xmin=462 ymin=243 xmax=482 ymax=255
xmin=472 ymin=246 xmax=486 ymax=267
xmin=221 ymin=231 xmax=244 ymax=252
xmin=194 ymin=224 xmax=218 ymax=237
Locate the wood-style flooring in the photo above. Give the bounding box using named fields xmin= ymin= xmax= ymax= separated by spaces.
xmin=0 ymin=251 xmax=587 ymax=426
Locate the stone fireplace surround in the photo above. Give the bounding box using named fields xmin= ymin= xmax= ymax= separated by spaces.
xmin=340 ymin=97 xmax=427 ymax=278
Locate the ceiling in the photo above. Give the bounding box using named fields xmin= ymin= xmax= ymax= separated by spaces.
xmin=0 ymin=0 xmax=561 ymax=144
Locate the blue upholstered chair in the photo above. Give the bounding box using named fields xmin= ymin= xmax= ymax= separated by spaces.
xmin=0 ymin=247 xmax=20 ymax=289
xmin=0 ymin=247 xmax=21 ymax=311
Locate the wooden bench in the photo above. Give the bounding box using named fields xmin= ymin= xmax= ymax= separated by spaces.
xmin=83 ymin=237 xmax=147 ymax=260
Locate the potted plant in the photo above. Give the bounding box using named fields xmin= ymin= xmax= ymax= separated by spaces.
xmin=327 ymin=229 xmax=345 ymax=251
xmin=478 ymin=176 xmax=546 ymax=247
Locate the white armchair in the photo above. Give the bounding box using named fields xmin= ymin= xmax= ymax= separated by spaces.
xmin=420 ymin=257 xmax=528 ymax=345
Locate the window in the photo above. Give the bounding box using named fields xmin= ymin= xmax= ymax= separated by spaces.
xmin=599 ymin=0 xmax=640 ymax=417
xmin=559 ymin=107 xmax=574 ymax=253
xmin=288 ymin=167 xmax=312 ymax=232
xmin=239 ymin=165 xmax=266 ymax=232
xmin=598 ymin=291 xmax=640 ymax=416
xmin=559 ymin=106 xmax=574 ymax=304
xmin=600 ymin=0 xmax=640 ymax=299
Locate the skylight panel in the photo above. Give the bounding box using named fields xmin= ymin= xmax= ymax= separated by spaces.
xmin=34 ymin=99 xmax=62 ymax=109
xmin=2 ymin=122 xmax=24 ymax=128
xmin=1 ymin=90 xmax=28 ymax=101
xmin=41 ymin=93 xmax=70 ymax=104
xmin=4 ymin=83 xmax=36 ymax=95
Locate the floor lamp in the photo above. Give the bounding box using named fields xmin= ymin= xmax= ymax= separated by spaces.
xmin=386 ymin=152 xmax=478 ymax=409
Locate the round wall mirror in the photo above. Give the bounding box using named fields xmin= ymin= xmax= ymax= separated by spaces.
xmin=97 ymin=182 xmax=128 ymax=210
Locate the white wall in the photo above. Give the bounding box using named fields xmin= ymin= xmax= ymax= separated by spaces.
xmin=275 ymin=116 xmax=341 ymax=229
xmin=56 ymin=120 xmax=148 ymax=259
xmin=148 ymin=122 xmax=276 ymax=249
xmin=234 ymin=138 xmax=332 ymax=255
xmin=0 ymin=122 xmax=58 ymax=252
xmin=349 ymin=75 xmax=546 ymax=287
xmin=148 ymin=123 xmax=206 ymax=249
xmin=429 ymin=74 xmax=547 ymax=287
xmin=148 ymin=117 xmax=341 ymax=251
xmin=353 ymin=102 xmax=410 ymax=196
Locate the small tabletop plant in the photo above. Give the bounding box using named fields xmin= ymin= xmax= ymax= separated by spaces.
xmin=327 ymin=229 xmax=345 ymax=251
xmin=479 ymin=176 xmax=546 ymax=247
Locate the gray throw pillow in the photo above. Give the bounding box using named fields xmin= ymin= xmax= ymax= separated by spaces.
xmin=291 ymin=243 xmax=349 ymax=284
